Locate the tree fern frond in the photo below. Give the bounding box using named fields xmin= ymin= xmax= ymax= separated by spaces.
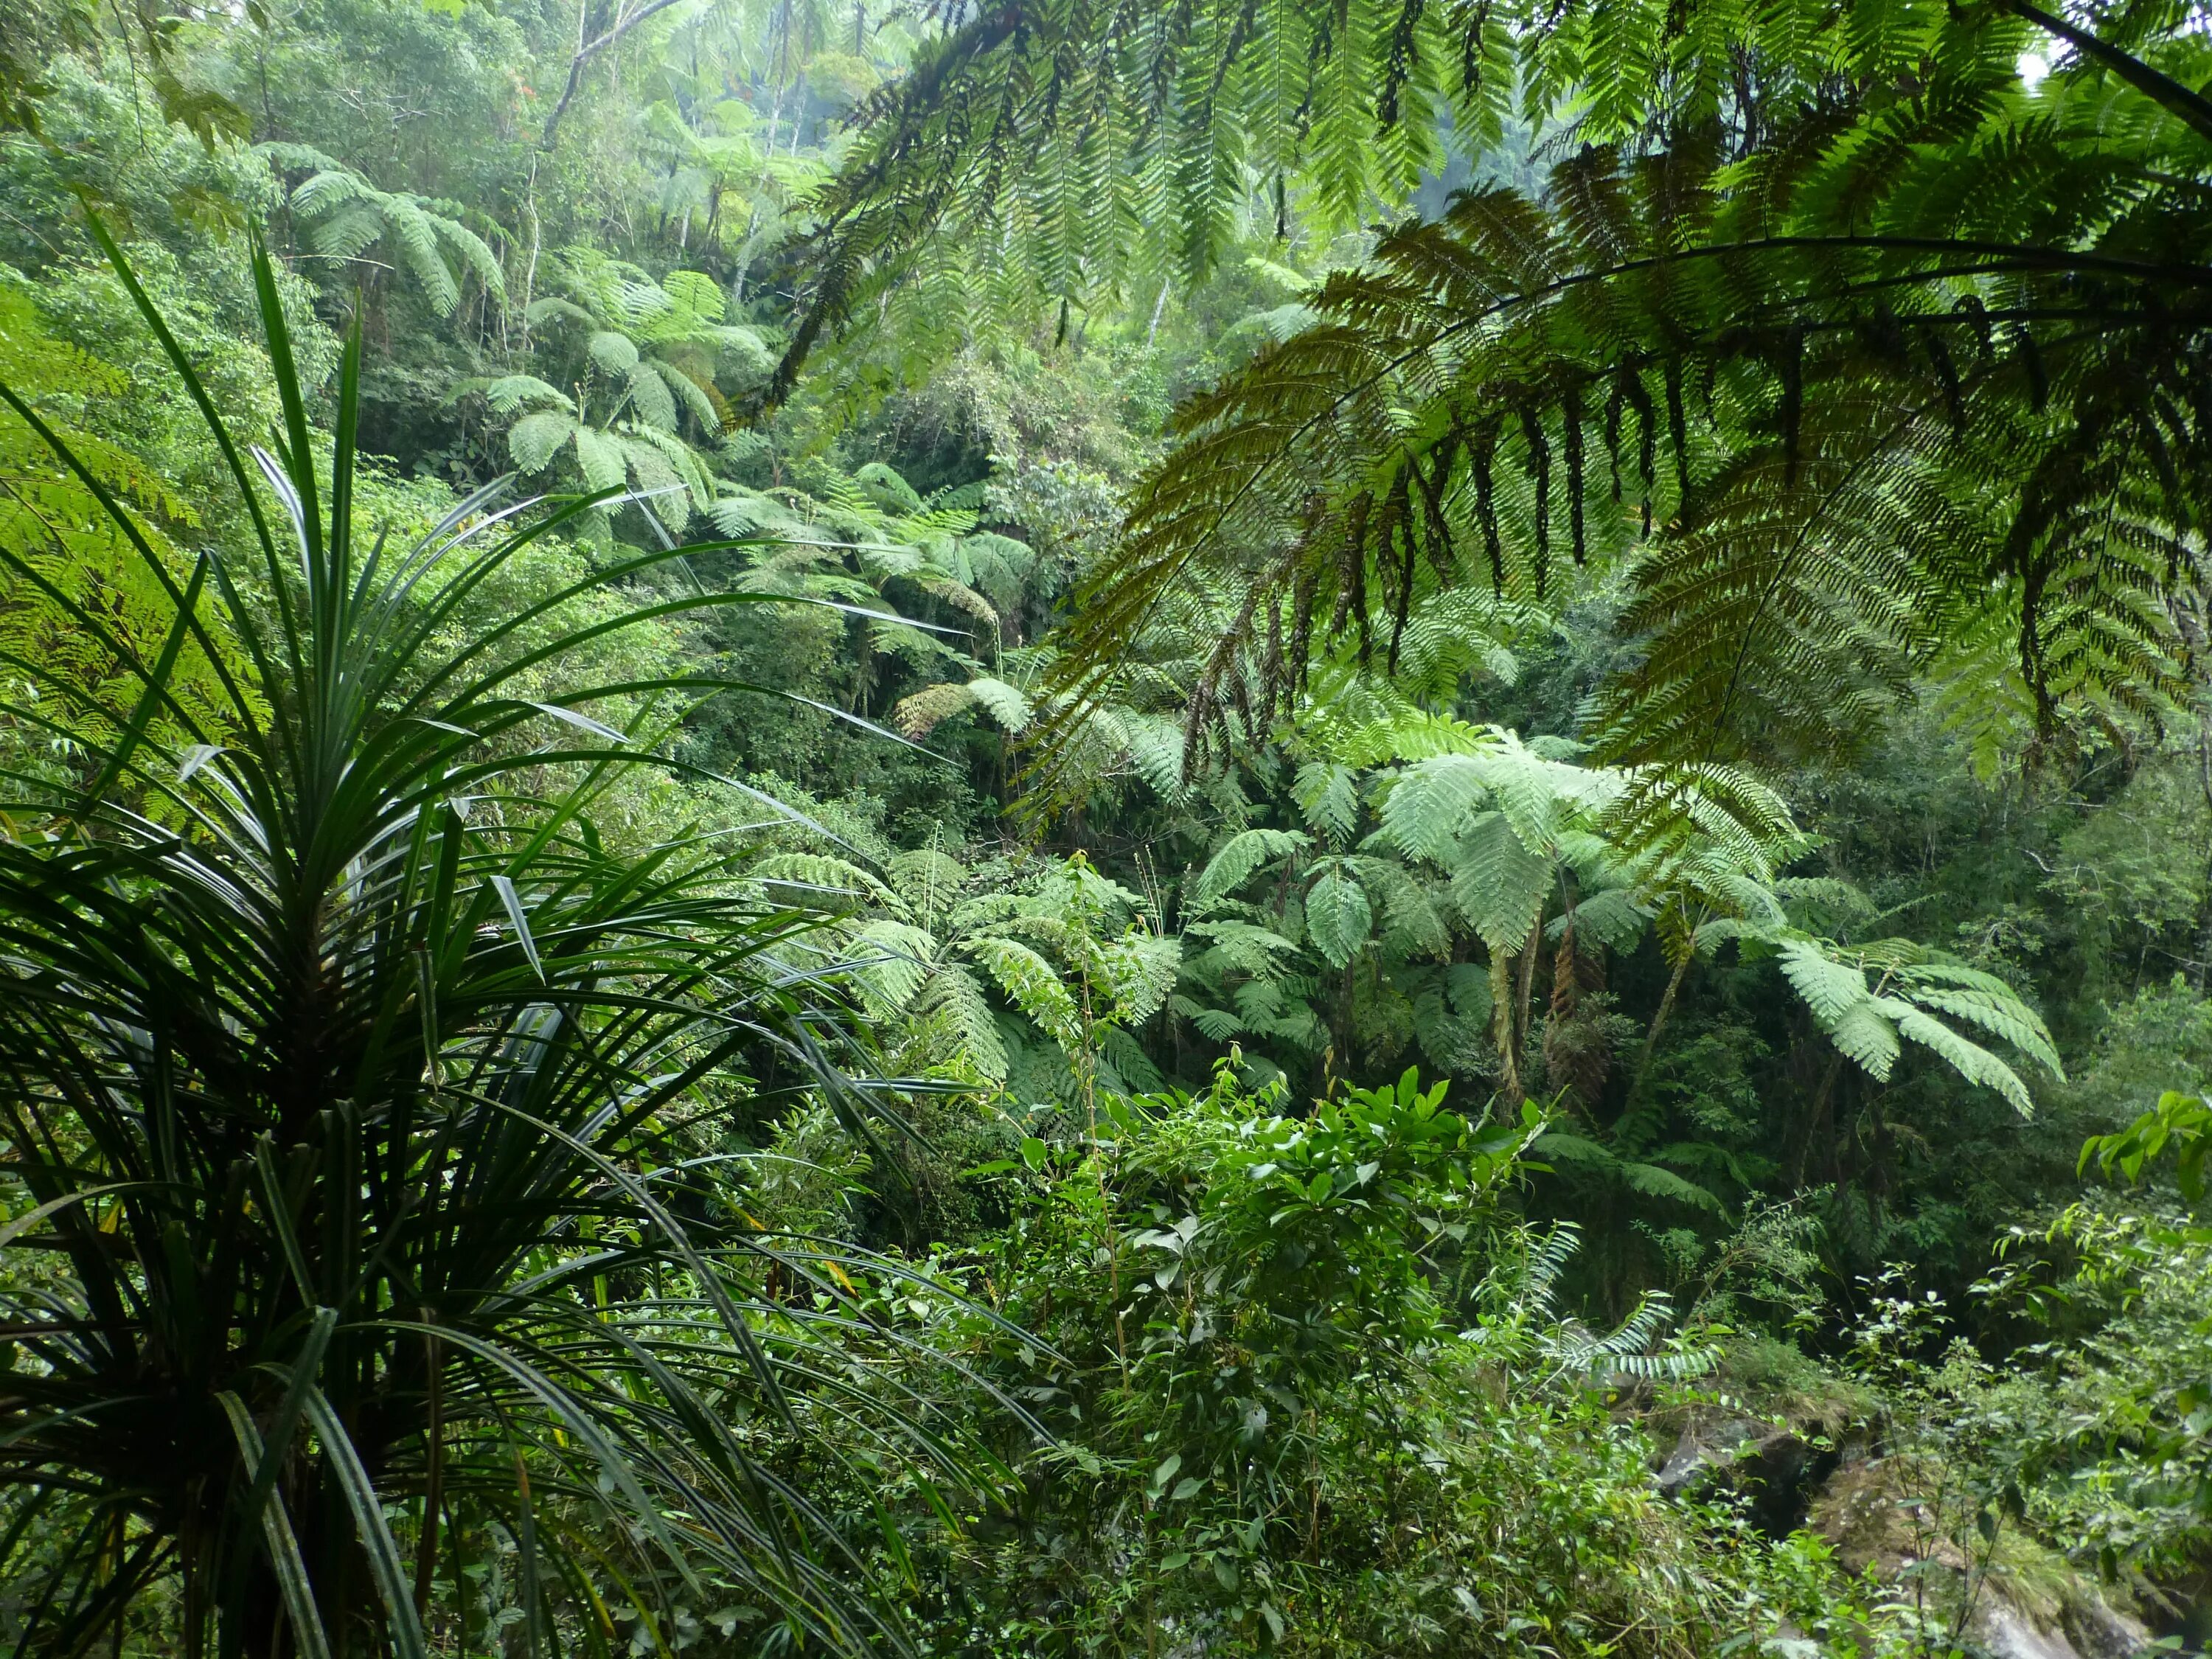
xmin=1192 ymin=827 xmax=1312 ymax=911
xmin=508 ymin=409 xmax=579 ymax=475
xmin=1019 ymin=37 xmax=2207 ymax=776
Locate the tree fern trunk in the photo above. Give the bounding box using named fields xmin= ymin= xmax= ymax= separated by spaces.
xmin=1512 ymin=905 xmax=1544 ymax=1096
xmin=1489 ymin=948 xmax=1519 ymax=1107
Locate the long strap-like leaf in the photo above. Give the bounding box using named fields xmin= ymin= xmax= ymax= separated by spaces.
xmin=218 ymin=1391 xmax=335 ymax=1659
xmin=302 ymin=1383 xmax=432 ymax=1659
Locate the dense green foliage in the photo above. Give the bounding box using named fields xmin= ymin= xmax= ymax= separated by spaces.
xmin=2 ymin=1 xmax=2211 ymax=1655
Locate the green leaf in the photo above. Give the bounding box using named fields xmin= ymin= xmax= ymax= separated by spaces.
xmin=0 ymin=1186 xmax=129 ymax=1251
xmin=964 ymin=676 xmax=1034 ymax=733
xmin=970 ymin=936 xmax=1081 ymax=1050
xmin=1778 ymin=937 xmax=1871 ymax=1025
xmin=1193 ymin=827 xmax=1310 ymax=911
xmin=1448 ymin=813 xmax=1551 ymax=953
xmin=625 ymin=361 xmax=679 ymax=431
xmin=589 ymin=330 xmax=641 ymax=375
xmin=1304 ymin=866 xmax=1372 ymax=967
xmin=302 ymin=1388 xmax=431 ymax=1659
xmin=1293 ymin=762 xmax=1360 ymax=845
xmin=508 ymin=409 xmax=575 ymax=474
xmin=844 ymin=917 xmax=933 ymax=1012
xmin=1893 ymin=1006 xmax=2034 ymax=1116
xmin=218 ymin=1394 xmax=335 ymax=1659
xmin=481 ymin=375 xmax=570 ymax=415
xmin=571 ymin=425 xmax=628 ymax=493
xmin=1827 ymin=998 xmax=1903 ymax=1081
xmin=490 ymin=874 xmax=544 ymax=981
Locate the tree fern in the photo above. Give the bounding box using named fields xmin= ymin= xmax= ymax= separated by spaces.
xmin=1010 ymin=6 xmax=2212 ymax=769
xmin=1775 ymin=934 xmax=2063 ymax=1114
xmin=759 ymin=845 xmax=1180 ymax=1097
xmin=1160 ymin=717 xmax=1804 ymax=1093
xmin=262 ymin=144 xmax=504 ymax=317
xmin=472 ymin=253 xmax=774 ymax=540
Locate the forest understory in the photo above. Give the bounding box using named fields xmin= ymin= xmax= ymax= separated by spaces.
xmin=2 ymin=1 xmax=2211 ymax=1655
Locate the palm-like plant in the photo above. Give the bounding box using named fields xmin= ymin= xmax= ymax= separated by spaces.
xmin=1370 ymin=726 xmax=1802 ymax=1102
xmin=1174 ymin=796 xmax=1475 ymax=1086
xmin=0 ymin=230 xmax=1010 ymax=1655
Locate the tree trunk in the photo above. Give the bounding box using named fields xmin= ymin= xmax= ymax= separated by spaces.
xmin=1784 ymin=1051 xmax=1846 ymax=1189
xmin=1489 ymin=947 xmax=1519 ymax=1109
xmin=1629 ymin=948 xmax=1694 ymax=1104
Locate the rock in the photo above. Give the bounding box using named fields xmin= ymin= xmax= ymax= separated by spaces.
xmin=1653 ymin=1415 xmax=1759 ymax=1498
xmin=1966 ymin=1587 xmax=2155 ymax=1659
xmin=1652 ymin=1412 xmax=1835 ymax=1537
xmin=1973 ymin=1599 xmax=2081 ymax=1659
xmin=2059 ymin=1589 xmax=2155 ymax=1659
xmin=1808 ymin=1458 xmax=2154 ymax=1659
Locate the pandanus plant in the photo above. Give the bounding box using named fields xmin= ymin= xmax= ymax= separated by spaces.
xmin=0 ymin=230 xmax=1011 ymax=1655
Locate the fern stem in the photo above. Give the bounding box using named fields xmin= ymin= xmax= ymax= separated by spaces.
xmin=1489 ymin=949 xmax=1518 ymax=1108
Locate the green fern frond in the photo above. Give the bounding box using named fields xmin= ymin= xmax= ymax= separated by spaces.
xmin=1192 ymin=827 xmax=1311 ymax=911
xmin=1777 ymin=933 xmax=2053 ymax=1113
xmin=1020 ymin=35 xmax=2206 ymax=776
xmin=1304 ymin=866 xmax=1374 ymax=967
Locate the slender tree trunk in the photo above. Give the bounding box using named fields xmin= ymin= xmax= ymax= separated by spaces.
xmin=1630 ymin=948 xmax=1695 ymax=1102
xmin=1489 ymin=947 xmax=1518 ymax=1108
xmin=1513 ymin=902 xmax=1544 ymax=1071
xmin=518 ymin=156 xmax=542 ymax=356
xmin=2193 ymin=706 xmax=2212 ymax=990
xmin=540 ymin=0 xmax=692 ymax=147
xmin=1784 ymin=1051 xmax=1846 ymax=1189
xmin=1546 ymin=897 xmax=1606 ymax=1112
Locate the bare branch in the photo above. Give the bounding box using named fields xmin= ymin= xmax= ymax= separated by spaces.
xmin=540 ymin=0 xmax=689 ymax=149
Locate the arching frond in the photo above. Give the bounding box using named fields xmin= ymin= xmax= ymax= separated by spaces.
xmin=1016 ymin=18 xmax=2209 ymax=776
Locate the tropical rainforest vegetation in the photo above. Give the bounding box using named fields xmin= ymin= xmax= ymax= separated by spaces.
xmin=2 ymin=0 xmax=2211 ymax=1654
